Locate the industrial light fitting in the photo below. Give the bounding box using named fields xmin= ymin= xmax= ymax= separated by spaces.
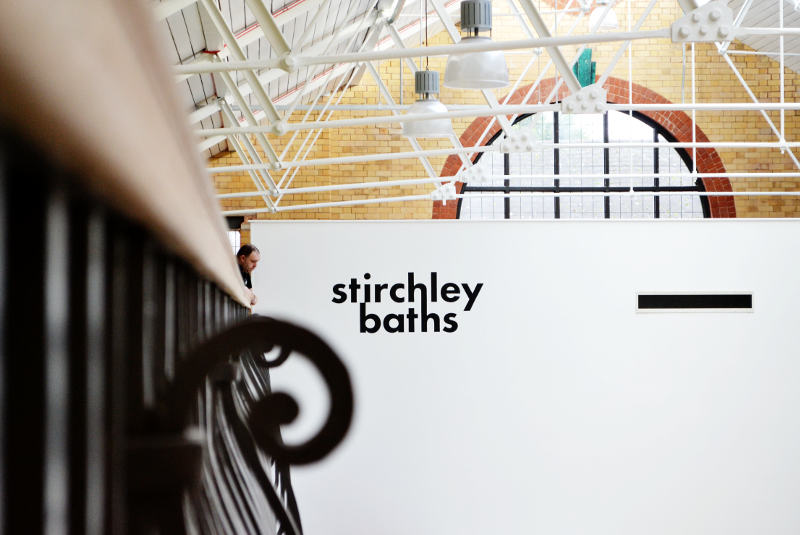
xmin=444 ymin=0 xmax=509 ymax=89
xmin=589 ymin=0 xmax=618 ymax=31
xmin=403 ymin=70 xmax=453 ymax=138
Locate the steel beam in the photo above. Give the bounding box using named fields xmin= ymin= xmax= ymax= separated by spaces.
xmin=218 ymin=99 xmax=277 ymax=211
xmin=197 ymin=0 xmax=281 ymax=125
xmin=365 ymin=61 xmax=443 ymax=184
xmin=243 ymin=0 xmax=291 ymax=58
xmin=516 ymin=0 xmax=582 ymax=94
xmin=185 ymin=10 xmax=376 ymax=127
xmin=174 ymin=28 xmax=672 ymax=73
xmin=222 ymin=189 xmax=800 ymax=215
xmin=717 ymin=50 xmax=800 ymax=170
xmin=197 ymin=101 xmax=800 ymax=136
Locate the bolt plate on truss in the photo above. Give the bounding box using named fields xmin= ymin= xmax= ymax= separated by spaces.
xmin=497 ymin=132 xmax=537 ymax=153
xmin=672 ymin=1 xmax=734 ymax=43
xmin=457 ymin=164 xmax=491 ymax=183
xmin=560 ymin=84 xmax=608 ymax=114
xmin=431 ymin=183 xmax=457 ymax=204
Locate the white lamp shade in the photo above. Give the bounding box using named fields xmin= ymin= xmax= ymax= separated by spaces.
xmin=589 ymin=4 xmax=618 ymax=30
xmin=444 ymin=37 xmax=509 ymax=89
xmin=402 ymin=99 xmax=453 ymax=138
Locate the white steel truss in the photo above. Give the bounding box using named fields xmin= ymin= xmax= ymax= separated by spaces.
xmin=157 ymin=0 xmax=800 ymax=214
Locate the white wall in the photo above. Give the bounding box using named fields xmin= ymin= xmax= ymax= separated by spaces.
xmin=251 ymin=220 xmax=800 ymax=535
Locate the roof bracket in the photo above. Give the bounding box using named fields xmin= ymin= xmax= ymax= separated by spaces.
xmin=498 ymin=131 xmax=536 ymax=153
xmin=671 ymin=1 xmax=734 ymax=43
xmin=560 ymin=83 xmax=608 ymax=114
xmin=431 ymin=183 xmax=457 ymax=204
xmin=457 ymin=165 xmax=490 ymax=184
xmin=279 ymin=53 xmax=300 ymax=73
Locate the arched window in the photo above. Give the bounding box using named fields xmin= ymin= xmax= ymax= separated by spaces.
xmin=458 ymin=110 xmax=709 ymax=219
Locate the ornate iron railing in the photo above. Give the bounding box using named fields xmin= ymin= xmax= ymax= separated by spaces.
xmin=0 ymin=127 xmax=352 ymax=534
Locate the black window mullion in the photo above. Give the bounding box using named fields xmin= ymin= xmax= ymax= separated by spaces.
xmin=603 ymin=112 xmax=610 ymax=218
xmin=653 ymin=127 xmax=660 ymax=218
xmin=504 ymin=152 xmax=510 ymax=219
xmin=554 ymin=112 xmax=560 ymax=219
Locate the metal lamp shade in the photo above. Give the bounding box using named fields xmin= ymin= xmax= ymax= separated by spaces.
xmin=402 ymin=99 xmax=453 ymax=138
xmin=589 ymin=4 xmax=618 ymax=30
xmin=444 ymin=37 xmax=509 ymax=89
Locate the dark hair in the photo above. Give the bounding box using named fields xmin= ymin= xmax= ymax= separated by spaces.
xmin=236 ymin=244 xmax=260 ymax=258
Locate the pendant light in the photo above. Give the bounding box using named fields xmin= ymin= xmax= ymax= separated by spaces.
xmin=444 ymin=0 xmax=509 ymax=89
xmin=402 ymin=0 xmax=452 ymax=138
xmin=589 ymin=0 xmax=618 ymax=31
xmin=402 ymin=70 xmax=453 ymax=137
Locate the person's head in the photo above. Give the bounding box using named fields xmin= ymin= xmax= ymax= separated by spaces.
xmin=236 ymin=244 xmax=261 ymax=273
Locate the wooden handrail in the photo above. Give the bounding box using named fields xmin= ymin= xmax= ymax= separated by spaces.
xmin=0 ymin=0 xmax=249 ymax=305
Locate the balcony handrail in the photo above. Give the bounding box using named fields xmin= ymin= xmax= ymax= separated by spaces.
xmin=0 ymin=0 xmax=249 ymax=306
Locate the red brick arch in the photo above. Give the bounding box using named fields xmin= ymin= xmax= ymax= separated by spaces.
xmin=433 ymin=77 xmax=734 ymax=218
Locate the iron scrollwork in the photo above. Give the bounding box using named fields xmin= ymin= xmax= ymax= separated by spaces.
xmin=127 ymin=315 xmax=355 ymax=533
xmin=164 ymin=316 xmax=354 ymax=465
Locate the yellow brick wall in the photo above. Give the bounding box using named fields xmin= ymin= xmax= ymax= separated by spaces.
xmin=210 ymin=0 xmax=800 ymax=223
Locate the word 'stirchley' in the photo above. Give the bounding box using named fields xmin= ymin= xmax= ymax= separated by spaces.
xmin=331 ymin=272 xmax=483 ymax=333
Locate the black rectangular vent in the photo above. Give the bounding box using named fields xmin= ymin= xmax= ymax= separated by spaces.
xmin=638 ymin=293 xmax=753 ymax=311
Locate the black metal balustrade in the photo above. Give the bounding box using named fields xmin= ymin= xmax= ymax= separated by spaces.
xmin=0 ymin=127 xmax=352 ymax=535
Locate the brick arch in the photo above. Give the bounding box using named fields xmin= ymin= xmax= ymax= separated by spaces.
xmin=433 ymin=77 xmax=735 ymax=219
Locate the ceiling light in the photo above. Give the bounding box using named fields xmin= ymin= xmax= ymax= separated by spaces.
xmin=589 ymin=0 xmax=618 ymax=31
xmin=403 ymin=70 xmax=453 ymax=138
xmin=444 ymin=0 xmax=509 ymax=89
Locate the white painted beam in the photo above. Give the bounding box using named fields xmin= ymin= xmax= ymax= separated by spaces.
xmin=186 ymin=10 xmax=376 ymax=125
xmin=216 ymin=170 xmax=800 ymax=198
xmin=243 ymin=0 xmax=291 ymax=58
xmin=197 ymin=0 xmax=281 ymax=125
xmin=516 ymin=0 xmax=582 ymax=94
xmin=174 ymin=28 xmax=672 ymax=73
xmin=196 ymin=101 xmax=800 ymax=136
xmin=222 ymin=189 xmax=800 ymax=215
xmin=218 ymin=99 xmax=276 ymax=211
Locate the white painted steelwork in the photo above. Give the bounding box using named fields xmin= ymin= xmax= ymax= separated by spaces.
xmin=153 ymin=0 xmax=800 ymax=215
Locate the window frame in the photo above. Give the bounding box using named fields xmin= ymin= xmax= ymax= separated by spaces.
xmin=457 ymin=110 xmax=711 ymax=219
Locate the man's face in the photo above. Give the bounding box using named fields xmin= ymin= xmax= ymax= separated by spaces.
xmin=239 ymin=251 xmax=260 ymax=273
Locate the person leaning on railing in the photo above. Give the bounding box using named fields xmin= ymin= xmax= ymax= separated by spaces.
xmin=236 ymin=244 xmax=260 ymax=306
